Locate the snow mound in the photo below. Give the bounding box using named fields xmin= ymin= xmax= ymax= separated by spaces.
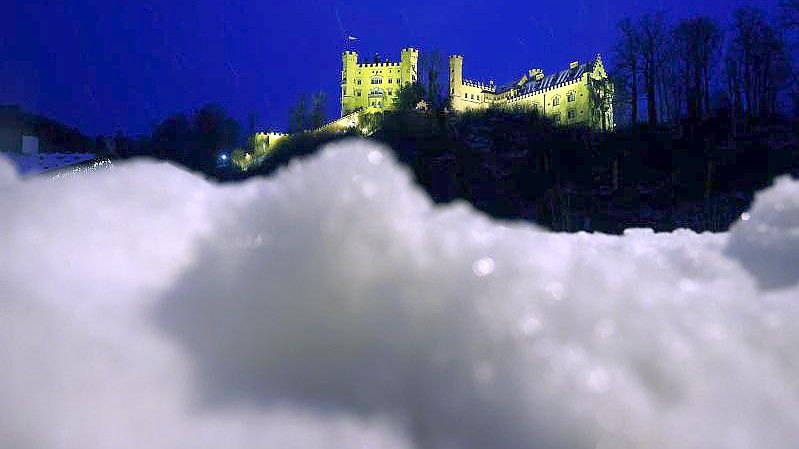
xmin=1 ymin=139 xmax=799 ymax=449
xmin=726 ymin=175 xmax=799 ymax=289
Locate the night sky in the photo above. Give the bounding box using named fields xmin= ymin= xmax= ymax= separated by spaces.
xmin=2 ymin=0 xmax=780 ymax=137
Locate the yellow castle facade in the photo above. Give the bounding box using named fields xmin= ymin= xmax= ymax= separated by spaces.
xmin=339 ymin=48 xmax=615 ymax=131
xmin=340 ymin=48 xmax=419 ymax=116
xmin=449 ymin=54 xmax=615 ymax=130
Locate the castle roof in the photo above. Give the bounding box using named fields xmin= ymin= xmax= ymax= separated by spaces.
xmin=490 ymin=57 xmax=599 ymax=96
xmin=516 ymin=59 xmax=597 ymax=96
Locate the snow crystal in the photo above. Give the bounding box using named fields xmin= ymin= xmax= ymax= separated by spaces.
xmin=1 ymin=139 xmax=799 ymax=449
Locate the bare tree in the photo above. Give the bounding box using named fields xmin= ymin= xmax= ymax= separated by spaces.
xmin=638 ymin=13 xmax=670 ymax=126
xmin=674 ymin=17 xmax=723 ymax=120
xmin=310 ymin=91 xmax=328 ymax=129
xmin=726 ymin=7 xmax=791 ymax=118
xmin=657 ymin=42 xmax=683 ymax=124
xmin=288 ymin=94 xmax=308 ymax=133
xmin=781 ymin=0 xmax=799 ymax=29
xmin=614 ymin=18 xmax=641 ymax=124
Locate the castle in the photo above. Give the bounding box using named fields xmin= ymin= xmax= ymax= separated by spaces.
xmin=340 ymin=48 xmax=420 ymax=116
xmin=339 ymin=49 xmax=615 ymax=131
xmin=235 ymin=47 xmax=615 ymax=171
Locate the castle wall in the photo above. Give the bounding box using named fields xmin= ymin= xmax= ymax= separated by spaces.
xmin=508 ymin=79 xmax=592 ymax=126
xmin=447 ymin=54 xmax=615 ymax=130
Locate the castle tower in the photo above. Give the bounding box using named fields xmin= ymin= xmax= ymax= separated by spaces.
xmin=400 ymin=48 xmax=419 ymax=86
xmin=449 ymin=55 xmax=464 ymax=110
xmin=341 ymin=50 xmax=359 ymax=116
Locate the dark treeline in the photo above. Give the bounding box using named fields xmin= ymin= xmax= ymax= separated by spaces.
xmin=612 ymin=4 xmax=797 ymax=126
xmin=118 ymin=103 xmax=241 ymax=174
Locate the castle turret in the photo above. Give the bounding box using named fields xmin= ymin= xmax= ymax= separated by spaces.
xmin=341 ymin=50 xmax=359 ymax=116
xmin=449 ymin=55 xmax=464 ymax=110
xmin=400 ymin=48 xmax=419 ymax=86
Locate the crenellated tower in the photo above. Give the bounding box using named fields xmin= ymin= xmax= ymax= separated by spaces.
xmin=449 ymin=55 xmax=464 ymax=110
xmin=341 ymin=50 xmax=359 ymax=116
xmin=400 ymin=48 xmax=419 ymax=87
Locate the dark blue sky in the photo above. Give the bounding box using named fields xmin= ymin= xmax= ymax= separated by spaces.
xmin=2 ymin=0 xmax=779 ymax=136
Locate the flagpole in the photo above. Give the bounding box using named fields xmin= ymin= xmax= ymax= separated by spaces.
xmin=345 ymin=35 xmax=358 ymax=51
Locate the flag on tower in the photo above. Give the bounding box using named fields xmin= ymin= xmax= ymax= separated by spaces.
xmin=347 ymin=35 xmax=358 ymax=41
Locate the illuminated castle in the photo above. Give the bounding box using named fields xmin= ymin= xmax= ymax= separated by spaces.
xmin=340 ymin=48 xmax=419 ymax=116
xmin=449 ymin=54 xmax=614 ymax=130
xmin=338 ymin=48 xmax=614 ymax=130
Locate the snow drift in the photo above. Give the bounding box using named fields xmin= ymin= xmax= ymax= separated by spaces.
xmin=1 ymin=139 xmax=798 ymax=449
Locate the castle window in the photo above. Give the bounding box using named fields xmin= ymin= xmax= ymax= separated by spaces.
xmin=356 ymin=90 xmax=362 ymax=97
xmin=465 ymin=93 xmax=468 ymax=98
xmin=568 ymin=109 xmax=576 ymax=119
xmin=396 ymin=78 xmax=400 ymax=84
xmin=553 ymin=114 xmax=561 ymax=124
xmin=371 ymin=76 xmax=382 ymax=84
xmin=389 ymin=78 xmax=393 ymax=84
xmin=567 ymin=91 xmax=576 ymax=102
xmin=552 ymin=95 xmax=560 ymax=106
xmin=388 ymin=89 xmax=393 ymax=95
xmin=357 ymin=79 xmax=362 ymax=85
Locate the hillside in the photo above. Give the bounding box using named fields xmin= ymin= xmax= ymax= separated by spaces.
xmin=245 ymin=108 xmax=799 ymax=234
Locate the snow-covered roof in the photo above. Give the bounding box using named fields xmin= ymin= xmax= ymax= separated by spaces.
xmin=0 ymin=152 xmax=97 ymax=176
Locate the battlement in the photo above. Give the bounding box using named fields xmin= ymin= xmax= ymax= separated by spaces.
xmin=343 ymin=50 xmax=358 ymax=56
xmin=449 ymin=54 xmax=464 ymax=60
xmin=401 ymin=47 xmax=419 ymax=53
xmin=463 ymin=79 xmax=495 ymax=92
xmin=358 ymin=61 xmax=401 ymax=68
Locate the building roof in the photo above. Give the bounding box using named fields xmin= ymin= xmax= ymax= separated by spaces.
xmin=490 ymin=58 xmax=599 ymax=96
xmin=1 ymin=152 xmax=97 ymax=176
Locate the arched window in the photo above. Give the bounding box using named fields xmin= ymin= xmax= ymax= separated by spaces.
xmin=371 ymin=76 xmax=382 ymax=85
xmin=567 ymin=91 xmax=576 ymax=102
xmin=552 ymin=95 xmax=561 ymax=107
xmin=369 ymin=88 xmax=385 ymax=97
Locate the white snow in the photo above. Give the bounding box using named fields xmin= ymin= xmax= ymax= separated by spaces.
xmin=1 ymin=139 xmax=798 ymax=449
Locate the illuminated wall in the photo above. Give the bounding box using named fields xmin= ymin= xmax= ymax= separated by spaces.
xmin=448 ymin=54 xmax=615 ymax=130
xmin=341 ymin=48 xmax=419 ymax=116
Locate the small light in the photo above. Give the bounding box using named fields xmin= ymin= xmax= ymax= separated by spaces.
xmin=740 ymin=212 xmax=750 ymax=221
